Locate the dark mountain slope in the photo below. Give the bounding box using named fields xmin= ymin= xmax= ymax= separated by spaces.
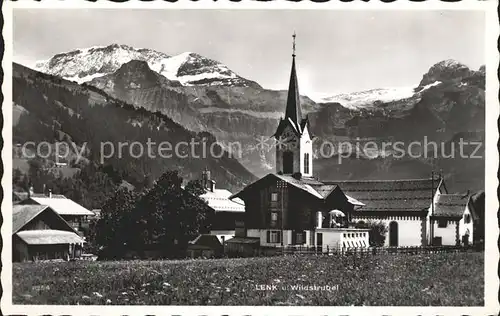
xmin=12 ymin=62 xmax=256 ymax=191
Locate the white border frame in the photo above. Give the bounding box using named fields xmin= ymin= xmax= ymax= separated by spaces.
xmin=2 ymin=1 xmax=499 ymax=315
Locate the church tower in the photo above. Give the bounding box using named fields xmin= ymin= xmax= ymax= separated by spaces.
xmin=274 ymin=33 xmax=313 ymax=178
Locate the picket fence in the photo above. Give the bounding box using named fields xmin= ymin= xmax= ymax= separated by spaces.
xmin=244 ymin=244 xmax=483 ymax=258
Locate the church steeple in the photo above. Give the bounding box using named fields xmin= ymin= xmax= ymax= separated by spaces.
xmin=274 ymin=33 xmax=314 ymax=177
xmin=284 ymin=32 xmax=302 ymax=132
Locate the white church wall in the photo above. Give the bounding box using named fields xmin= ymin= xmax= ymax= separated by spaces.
xmin=352 ymin=215 xmax=426 ymax=247
xmin=426 ymin=186 xmax=445 ymax=244
xmin=433 ymin=220 xmax=458 ymax=245
xmin=299 ymin=125 xmax=313 ymax=177
xmin=459 ymin=205 xmax=473 ymax=245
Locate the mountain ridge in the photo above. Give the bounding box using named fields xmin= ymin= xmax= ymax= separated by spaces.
xmin=35 ymin=44 xmax=261 ymax=88
xmin=26 ymin=45 xmax=485 ymax=191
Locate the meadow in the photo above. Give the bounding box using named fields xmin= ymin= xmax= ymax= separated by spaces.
xmin=13 ymin=252 xmax=483 ymax=306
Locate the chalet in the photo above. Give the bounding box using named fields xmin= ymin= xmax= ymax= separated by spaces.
xmin=198 ymin=169 xmax=246 ymax=244
xmin=17 ymin=189 xmax=95 ymax=236
xmin=431 ymin=193 xmax=476 ymax=246
xmin=13 ymin=204 xmax=85 ymax=262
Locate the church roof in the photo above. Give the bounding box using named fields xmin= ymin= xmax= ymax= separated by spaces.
xmin=284 ymin=56 xmax=303 ymax=133
xmin=433 ymin=194 xmax=470 ymax=218
xmin=323 ymin=178 xmax=444 ymax=212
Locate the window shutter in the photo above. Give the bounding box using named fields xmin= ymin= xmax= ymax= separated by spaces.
xmin=266 ymin=231 xmax=271 ymax=243
xmin=278 ymin=231 xmax=282 ymax=243
xmin=292 ymin=231 xmax=296 ymax=245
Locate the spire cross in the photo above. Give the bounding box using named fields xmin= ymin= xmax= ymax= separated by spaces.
xmin=292 ymin=32 xmax=296 ymax=57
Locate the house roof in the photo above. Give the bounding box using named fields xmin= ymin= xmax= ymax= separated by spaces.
xmin=322 ymin=178 xmax=443 ymax=212
xmin=275 ymin=174 xmax=325 ymax=199
xmin=13 ymin=191 xmax=29 ymax=201
xmin=13 ymin=204 xmax=50 ymax=233
xmin=188 ymin=234 xmax=222 ymax=249
xmin=230 ymin=173 xmax=364 ymax=207
xmin=26 ymin=196 xmax=94 ymax=216
xmin=225 ymin=237 xmax=260 ymax=244
xmin=433 ymin=194 xmax=469 ymax=218
xmin=200 ymin=189 xmax=245 ymax=213
xmin=16 ymin=230 xmax=84 ymax=245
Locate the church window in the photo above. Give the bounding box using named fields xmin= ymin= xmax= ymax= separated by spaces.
xmin=464 ymin=214 xmax=471 ymax=223
xmin=304 ymin=153 xmax=310 ymax=174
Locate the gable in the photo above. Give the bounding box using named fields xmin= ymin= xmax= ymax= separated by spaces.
xmin=300 ymin=121 xmax=313 ymax=141
xmin=432 ymin=194 xmax=469 ymax=218
xmin=274 ymin=118 xmax=301 ymax=138
xmin=231 ymin=174 xmax=325 ymax=201
xmin=13 ymin=204 xmax=76 ymax=234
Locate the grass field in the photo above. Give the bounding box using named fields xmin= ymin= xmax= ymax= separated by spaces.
xmin=13 ymin=252 xmax=483 ymax=306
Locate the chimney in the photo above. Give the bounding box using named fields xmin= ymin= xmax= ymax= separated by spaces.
xmin=28 ymin=185 xmax=34 ymax=198
xmin=48 ymin=189 xmax=52 ymax=199
xmin=201 ymin=169 xmax=211 ymax=190
xmin=209 ymin=180 xmax=216 ymax=192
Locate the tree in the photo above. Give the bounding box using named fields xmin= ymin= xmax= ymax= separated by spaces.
xmin=95 ymin=170 xmax=214 ymax=259
xmin=95 ymin=187 xmax=139 ymax=258
xmin=134 ymin=170 xmax=213 ymax=257
xmin=185 ymin=179 xmax=206 ymax=197
xmin=355 ymin=220 xmax=388 ymax=247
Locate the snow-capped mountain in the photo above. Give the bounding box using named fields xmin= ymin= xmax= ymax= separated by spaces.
xmin=35 ymin=44 xmax=259 ymax=87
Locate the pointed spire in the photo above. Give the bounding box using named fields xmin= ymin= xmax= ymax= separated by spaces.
xmin=284 ymin=32 xmax=302 ymax=132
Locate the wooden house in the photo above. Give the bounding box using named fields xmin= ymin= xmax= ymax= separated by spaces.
xmin=13 ymin=204 xmax=85 ymax=262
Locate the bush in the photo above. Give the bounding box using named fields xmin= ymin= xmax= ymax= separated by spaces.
xmin=355 ymin=220 xmax=388 ymax=247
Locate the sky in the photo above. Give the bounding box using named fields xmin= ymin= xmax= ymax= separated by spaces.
xmin=13 ymin=9 xmax=485 ymax=97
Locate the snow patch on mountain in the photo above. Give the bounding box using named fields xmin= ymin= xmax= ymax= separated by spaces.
xmin=34 ymin=44 xmax=253 ymax=87
xmin=314 ymin=81 xmax=442 ymax=110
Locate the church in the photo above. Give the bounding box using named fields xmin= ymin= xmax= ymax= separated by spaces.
xmin=228 ymin=34 xmax=476 ymax=251
xmin=229 ymin=36 xmax=370 ymax=252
